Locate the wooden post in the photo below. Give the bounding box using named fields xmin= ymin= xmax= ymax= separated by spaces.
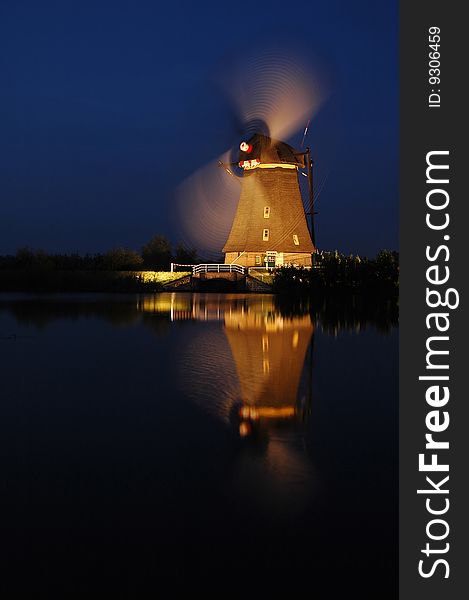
xmin=305 ymin=147 xmax=316 ymax=248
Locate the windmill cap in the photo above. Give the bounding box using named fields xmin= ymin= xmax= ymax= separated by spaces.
xmin=238 ymin=133 xmax=304 ymax=167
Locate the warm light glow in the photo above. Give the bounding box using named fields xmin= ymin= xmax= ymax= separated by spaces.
xmin=175 ymin=151 xmax=241 ymax=259
xmin=239 ymin=159 xmax=260 ymax=169
xmin=239 ymin=161 xmax=297 ymax=170
xmin=123 ymin=271 xmax=190 ymax=285
xmin=239 ymin=406 xmax=296 ymax=419
xmin=239 ymin=141 xmax=252 ymax=153
xmin=292 ymin=331 xmax=299 ymax=349
xmin=217 ymin=46 xmax=328 ymax=141
xmin=257 ymin=163 xmax=297 ymax=169
xmin=239 ymin=421 xmax=252 ymax=437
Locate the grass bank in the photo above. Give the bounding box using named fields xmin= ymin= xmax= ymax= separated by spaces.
xmin=0 ymin=270 xmax=190 ymax=293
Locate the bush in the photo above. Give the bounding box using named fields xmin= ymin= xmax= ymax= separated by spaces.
xmin=273 ymin=250 xmax=399 ymax=295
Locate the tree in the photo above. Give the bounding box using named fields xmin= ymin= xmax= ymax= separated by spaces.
xmin=141 ymin=235 xmax=172 ymax=270
xmin=103 ymin=247 xmax=144 ymax=270
xmin=174 ymin=243 xmax=198 ymax=265
xmin=375 ymin=250 xmax=399 ymax=287
xmin=15 ymin=247 xmax=36 ymax=268
xmin=15 ymin=247 xmax=53 ymax=270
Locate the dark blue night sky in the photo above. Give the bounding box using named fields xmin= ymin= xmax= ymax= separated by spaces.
xmin=0 ymin=0 xmax=398 ymax=257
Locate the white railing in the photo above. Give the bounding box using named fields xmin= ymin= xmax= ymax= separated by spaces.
xmin=192 ymin=263 xmax=245 ymax=275
xmin=170 ymin=263 xmax=195 ymax=273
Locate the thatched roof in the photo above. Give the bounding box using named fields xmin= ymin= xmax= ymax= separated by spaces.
xmin=223 ymin=166 xmax=314 ymax=253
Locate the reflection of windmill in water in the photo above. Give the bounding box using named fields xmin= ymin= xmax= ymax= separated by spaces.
xmin=177 ymin=49 xmax=327 ymax=263
xmin=140 ymin=294 xmax=316 ymax=511
xmin=139 ymin=295 xmax=314 ymax=433
xmin=223 ymin=303 xmax=314 ymax=437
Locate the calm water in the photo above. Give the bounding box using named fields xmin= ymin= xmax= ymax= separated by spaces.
xmin=0 ymin=293 xmax=397 ymax=596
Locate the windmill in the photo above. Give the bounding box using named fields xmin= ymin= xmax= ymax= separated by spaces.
xmin=176 ymin=48 xmax=326 ymax=264
xmin=222 ymin=133 xmax=315 ymax=268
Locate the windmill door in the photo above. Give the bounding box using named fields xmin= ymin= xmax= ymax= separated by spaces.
xmin=265 ymin=251 xmax=277 ymax=268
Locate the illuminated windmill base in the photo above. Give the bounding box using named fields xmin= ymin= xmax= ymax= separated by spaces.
xmin=223 ymin=134 xmax=315 ymax=269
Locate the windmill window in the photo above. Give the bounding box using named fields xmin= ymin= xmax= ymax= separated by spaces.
xmin=263 ymin=206 xmax=270 ymax=218
xmin=292 ymin=331 xmax=299 ymax=349
xmin=263 ymin=229 xmax=269 ymax=241
xmin=255 ymin=255 xmax=261 ymax=265
xmin=293 ymin=234 xmax=300 ymax=245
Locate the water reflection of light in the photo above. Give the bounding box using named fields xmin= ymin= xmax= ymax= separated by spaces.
xmin=149 ymin=294 xmax=317 ymax=513
xmin=138 ymin=294 xmax=314 ymax=430
xmin=138 ymin=293 xmax=192 ymax=322
xmin=224 ymin=310 xmax=313 ymax=418
xmin=165 ymin=295 xmax=314 ymax=516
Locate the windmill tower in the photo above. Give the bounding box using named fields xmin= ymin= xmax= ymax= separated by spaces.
xmin=223 ymin=133 xmax=314 ymax=268
xmin=176 ymin=49 xmax=325 ymax=261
